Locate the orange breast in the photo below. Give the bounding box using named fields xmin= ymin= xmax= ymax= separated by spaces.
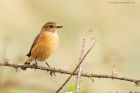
xmin=31 ymin=32 xmax=59 ymax=61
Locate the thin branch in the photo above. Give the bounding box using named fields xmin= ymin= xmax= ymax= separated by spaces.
xmin=55 ymin=38 xmax=97 ymax=93
xmin=76 ymin=66 xmax=82 ymax=93
xmin=76 ymin=35 xmax=85 ymax=93
xmin=0 ymin=62 xmax=140 ymax=85
xmin=76 ymin=29 xmax=94 ymax=93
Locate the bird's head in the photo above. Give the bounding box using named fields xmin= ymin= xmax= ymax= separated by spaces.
xmin=41 ymin=22 xmax=63 ymax=33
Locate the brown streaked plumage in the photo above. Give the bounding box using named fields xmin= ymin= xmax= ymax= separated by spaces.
xmin=21 ymin=22 xmax=62 ymax=70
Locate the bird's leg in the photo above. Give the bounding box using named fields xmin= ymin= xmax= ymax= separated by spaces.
xmin=45 ymin=61 xmax=51 ymax=68
xmin=45 ymin=61 xmax=55 ymax=76
xmin=32 ymin=60 xmax=38 ymax=70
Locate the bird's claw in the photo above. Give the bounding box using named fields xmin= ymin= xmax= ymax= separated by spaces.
xmin=45 ymin=61 xmax=55 ymax=76
xmin=50 ymin=70 xmax=56 ymax=76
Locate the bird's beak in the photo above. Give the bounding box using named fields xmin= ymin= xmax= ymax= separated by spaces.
xmin=56 ymin=25 xmax=63 ymax=28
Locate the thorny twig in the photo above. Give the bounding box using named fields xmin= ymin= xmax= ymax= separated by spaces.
xmin=76 ymin=32 xmax=86 ymax=93
xmin=55 ymin=37 xmax=96 ymax=93
xmin=0 ymin=62 xmax=140 ymax=85
xmin=76 ymin=29 xmax=95 ymax=93
xmin=0 ymin=31 xmax=140 ymax=92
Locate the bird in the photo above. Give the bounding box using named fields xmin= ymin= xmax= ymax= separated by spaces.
xmin=21 ymin=22 xmax=62 ymax=71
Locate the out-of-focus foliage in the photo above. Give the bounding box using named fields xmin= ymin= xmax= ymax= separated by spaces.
xmin=68 ymin=83 xmax=91 ymax=93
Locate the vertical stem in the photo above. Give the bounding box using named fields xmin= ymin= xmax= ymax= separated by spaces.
xmin=76 ymin=38 xmax=85 ymax=93
xmin=76 ymin=65 xmax=82 ymax=93
xmin=55 ymin=29 xmax=96 ymax=93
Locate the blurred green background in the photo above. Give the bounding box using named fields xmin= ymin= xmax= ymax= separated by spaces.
xmin=0 ymin=0 xmax=140 ymax=93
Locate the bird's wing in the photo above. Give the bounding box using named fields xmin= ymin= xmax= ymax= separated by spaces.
xmin=26 ymin=33 xmax=41 ymax=57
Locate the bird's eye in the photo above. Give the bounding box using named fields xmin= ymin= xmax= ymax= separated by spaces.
xmin=49 ymin=25 xmax=53 ymax=28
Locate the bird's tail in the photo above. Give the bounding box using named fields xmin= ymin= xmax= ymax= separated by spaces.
xmin=21 ymin=61 xmax=30 ymax=70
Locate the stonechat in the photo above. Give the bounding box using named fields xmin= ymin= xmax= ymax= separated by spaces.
xmin=21 ymin=22 xmax=62 ymax=70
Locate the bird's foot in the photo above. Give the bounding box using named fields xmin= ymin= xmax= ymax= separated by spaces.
xmin=50 ymin=69 xmax=56 ymax=76
xmin=45 ymin=61 xmax=56 ymax=76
